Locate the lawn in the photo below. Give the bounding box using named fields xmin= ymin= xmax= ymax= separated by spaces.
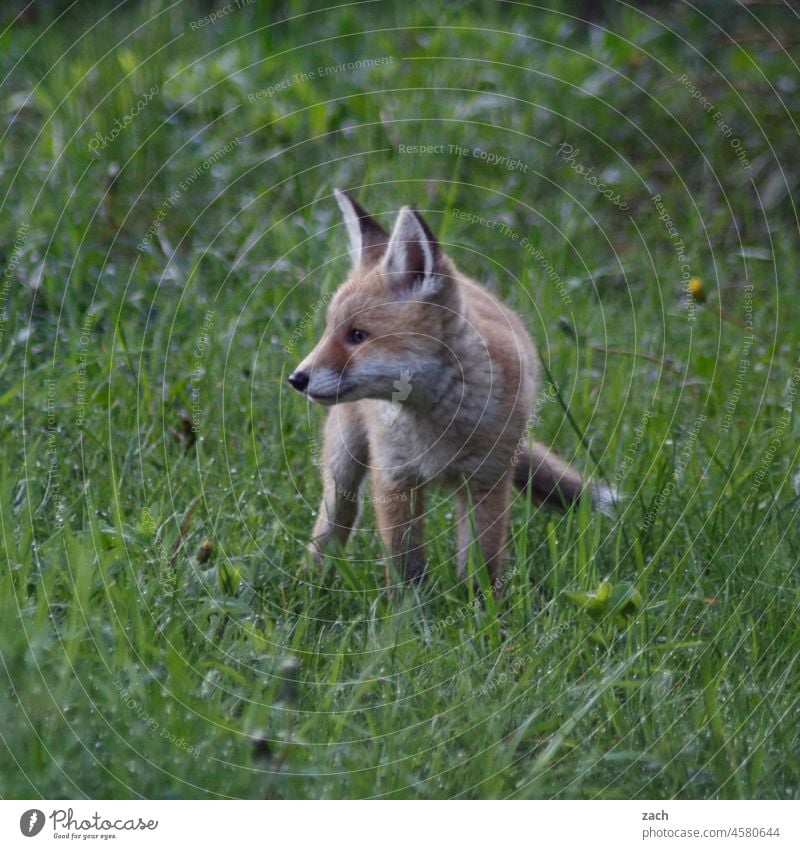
xmin=1 ymin=0 xmax=799 ymax=799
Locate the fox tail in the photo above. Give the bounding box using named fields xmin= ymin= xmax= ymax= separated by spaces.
xmin=513 ymin=441 xmax=616 ymax=512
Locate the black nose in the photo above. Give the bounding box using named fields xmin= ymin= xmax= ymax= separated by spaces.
xmin=288 ymin=371 xmax=309 ymax=392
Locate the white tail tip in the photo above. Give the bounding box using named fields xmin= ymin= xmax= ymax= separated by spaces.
xmin=591 ymin=484 xmax=620 ymax=516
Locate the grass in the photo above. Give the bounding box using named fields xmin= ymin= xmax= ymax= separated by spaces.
xmin=1 ymin=0 xmax=799 ymax=799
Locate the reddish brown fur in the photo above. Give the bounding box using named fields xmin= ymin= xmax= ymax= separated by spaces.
xmin=291 ymin=192 xmax=603 ymax=597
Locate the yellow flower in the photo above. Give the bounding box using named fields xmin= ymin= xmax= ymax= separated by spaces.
xmin=687 ymin=276 xmax=706 ymax=302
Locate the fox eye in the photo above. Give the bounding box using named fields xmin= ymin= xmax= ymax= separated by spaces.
xmin=347 ymin=328 xmax=368 ymax=344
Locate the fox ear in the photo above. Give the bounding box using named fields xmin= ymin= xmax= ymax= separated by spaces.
xmin=334 ymin=188 xmax=389 ymax=267
xmin=382 ymin=206 xmax=443 ymax=300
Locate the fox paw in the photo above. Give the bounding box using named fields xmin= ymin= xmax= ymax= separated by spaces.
xmin=307 ymin=540 xmax=325 ymax=566
xmin=402 ymin=555 xmax=428 ymax=584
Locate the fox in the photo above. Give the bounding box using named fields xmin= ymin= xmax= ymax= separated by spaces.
xmin=288 ymin=190 xmax=611 ymax=594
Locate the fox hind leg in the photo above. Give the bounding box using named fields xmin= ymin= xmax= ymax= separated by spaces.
xmin=454 ymin=487 xmax=471 ymax=578
xmin=309 ymin=405 xmax=369 ymax=562
xmin=456 ymin=474 xmax=513 ymax=597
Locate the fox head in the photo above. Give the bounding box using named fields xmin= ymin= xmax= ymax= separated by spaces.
xmin=288 ymin=190 xmax=462 ymax=406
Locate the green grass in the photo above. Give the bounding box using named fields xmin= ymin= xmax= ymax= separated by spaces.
xmin=1 ymin=0 xmax=799 ymax=799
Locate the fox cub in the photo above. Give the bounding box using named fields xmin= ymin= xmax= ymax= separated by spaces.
xmin=289 ymin=190 xmax=608 ymax=593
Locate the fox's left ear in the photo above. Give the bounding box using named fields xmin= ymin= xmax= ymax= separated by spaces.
xmin=382 ymin=206 xmax=445 ymax=301
xmin=334 ymin=188 xmax=389 ymax=267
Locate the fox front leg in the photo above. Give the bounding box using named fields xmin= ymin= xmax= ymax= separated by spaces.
xmin=371 ymin=476 xmax=427 ymax=585
xmin=309 ymin=406 xmax=368 ymax=562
